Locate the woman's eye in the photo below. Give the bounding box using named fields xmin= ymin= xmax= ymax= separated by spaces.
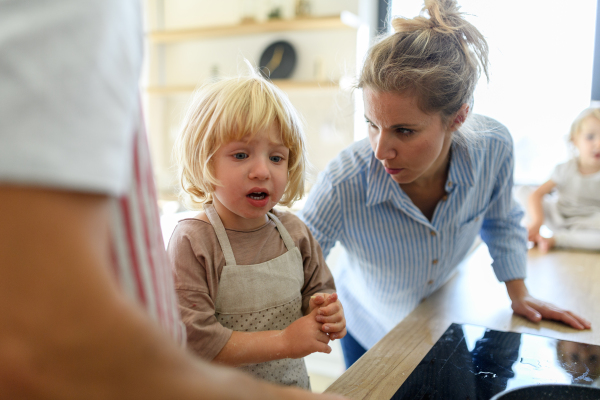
xmin=396 ymin=128 xmax=414 ymax=136
xmin=233 ymin=153 xmax=248 ymax=160
xmin=270 ymin=156 xmax=283 ymax=163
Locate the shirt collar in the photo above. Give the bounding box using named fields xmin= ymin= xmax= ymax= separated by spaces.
xmin=447 ymin=140 xmax=475 ymax=188
xmin=366 ymin=139 xmax=475 ymax=208
xmin=366 ymin=155 xmax=411 ymax=207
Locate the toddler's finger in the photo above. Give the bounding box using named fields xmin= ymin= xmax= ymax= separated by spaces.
xmin=321 ymin=321 xmax=345 ymax=334
xmin=316 ymin=330 xmax=331 ymax=344
xmin=321 ymin=292 xmax=337 ymax=306
xmin=317 ymin=302 xmax=341 ymax=317
xmin=316 ymin=343 xmax=332 ymax=354
xmin=310 ymin=293 xmax=326 ymax=307
xmin=316 ymin=312 xmax=342 ymax=324
xmin=330 ymin=328 xmax=347 ymax=340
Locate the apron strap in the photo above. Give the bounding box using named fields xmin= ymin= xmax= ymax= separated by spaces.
xmin=203 ymin=203 xmax=237 ymax=266
xmin=267 ymin=211 xmax=296 ymax=251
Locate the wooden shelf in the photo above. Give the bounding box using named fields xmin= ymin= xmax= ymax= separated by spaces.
xmin=148 ymin=14 xmax=357 ymax=43
xmin=146 ymin=80 xmax=340 ymax=95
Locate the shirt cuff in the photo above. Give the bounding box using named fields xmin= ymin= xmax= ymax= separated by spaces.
xmin=491 ymin=252 xmax=527 ymax=282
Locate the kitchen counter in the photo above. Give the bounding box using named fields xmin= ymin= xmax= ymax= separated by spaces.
xmin=324 ymin=245 xmax=600 ymax=399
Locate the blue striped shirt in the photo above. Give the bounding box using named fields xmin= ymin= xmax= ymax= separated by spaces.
xmin=298 ymin=115 xmax=528 ymax=349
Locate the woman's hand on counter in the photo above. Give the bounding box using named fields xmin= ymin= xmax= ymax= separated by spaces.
xmin=505 ymin=279 xmax=592 ymax=330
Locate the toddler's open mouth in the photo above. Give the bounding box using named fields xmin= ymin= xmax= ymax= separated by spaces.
xmin=247 ymin=192 xmax=268 ymax=200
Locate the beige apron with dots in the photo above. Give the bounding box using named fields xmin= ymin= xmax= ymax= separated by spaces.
xmin=204 ymin=204 xmax=310 ymax=389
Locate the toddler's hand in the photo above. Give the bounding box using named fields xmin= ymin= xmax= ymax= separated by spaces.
xmin=281 ymin=307 xmax=331 ymax=359
xmin=527 ymin=223 xmax=541 ymax=243
xmin=308 ymin=292 xmax=328 ymax=313
xmin=314 ymin=293 xmax=347 ymax=340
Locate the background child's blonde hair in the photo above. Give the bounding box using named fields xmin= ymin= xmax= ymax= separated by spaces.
xmin=569 ymin=107 xmax=600 ymax=142
xmin=173 ymin=72 xmax=307 ymax=210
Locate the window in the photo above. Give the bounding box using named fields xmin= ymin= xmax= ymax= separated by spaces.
xmin=390 ymin=0 xmax=597 ymax=184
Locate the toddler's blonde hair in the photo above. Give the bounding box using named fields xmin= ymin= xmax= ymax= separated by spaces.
xmin=569 ymin=107 xmax=600 ymax=142
xmin=173 ymin=72 xmax=307 ymax=210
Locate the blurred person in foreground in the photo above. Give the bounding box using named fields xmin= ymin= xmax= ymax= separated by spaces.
xmin=0 ymin=1 xmax=346 ymax=398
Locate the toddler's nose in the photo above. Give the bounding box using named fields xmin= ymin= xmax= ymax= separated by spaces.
xmin=249 ymin=159 xmax=270 ymax=180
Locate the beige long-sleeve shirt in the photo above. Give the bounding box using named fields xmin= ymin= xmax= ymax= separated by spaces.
xmin=167 ymin=208 xmax=336 ymax=360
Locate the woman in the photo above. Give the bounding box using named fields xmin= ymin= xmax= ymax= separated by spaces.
xmin=299 ymin=0 xmax=591 ymax=368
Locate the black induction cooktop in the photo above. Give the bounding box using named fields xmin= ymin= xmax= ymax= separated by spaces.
xmin=391 ymin=323 xmax=600 ymax=399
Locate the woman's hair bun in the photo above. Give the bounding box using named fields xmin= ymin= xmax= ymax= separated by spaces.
xmin=390 ymin=0 xmax=488 ymax=82
xmin=392 ymin=0 xmax=465 ymax=35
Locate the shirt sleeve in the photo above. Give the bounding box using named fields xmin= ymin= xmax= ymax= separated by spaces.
xmin=480 ymin=137 xmax=528 ymax=282
xmin=549 ymin=161 xmax=567 ymax=187
xmin=296 ymin=219 xmax=337 ymax=314
xmin=298 ymin=172 xmax=343 ymax=259
xmin=0 ymin=0 xmax=142 ymax=195
xmin=167 ymin=224 xmax=232 ymax=361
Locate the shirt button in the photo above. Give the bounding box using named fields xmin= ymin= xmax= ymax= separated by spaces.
xmin=428 ymin=280 xmax=434 ymax=285
xmin=432 ymin=259 xmax=438 ymax=265
xmin=442 ymin=195 xmax=448 ymax=201
xmin=430 ymin=231 xmax=436 ymax=236
xmin=475 ymin=217 xmax=479 ymax=221
xmin=447 ymin=181 xmax=453 ymax=187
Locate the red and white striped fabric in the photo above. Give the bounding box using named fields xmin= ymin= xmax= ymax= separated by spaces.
xmin=0 ymin=0 xmax=185 ymax=345
xmin=109 ymin=122 xmax=186 ymax=345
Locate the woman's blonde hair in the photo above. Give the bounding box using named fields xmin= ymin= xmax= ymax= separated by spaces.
xmin=173 ymin=72 xmax=307 ymax=210
xmin=569 ymin=107 xmax=600 ymax=142
xmin=359 ymin=0 xmax=489 ymax=127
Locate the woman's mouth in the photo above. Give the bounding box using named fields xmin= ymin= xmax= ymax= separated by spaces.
xmin=385 ymin=167 xmax=404 ymax=175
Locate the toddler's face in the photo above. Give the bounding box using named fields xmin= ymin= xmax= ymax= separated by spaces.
xmin=573 ymin=116 xmax=600 ymax=172
xmin=211 ymin=123 xmax=289 ymax=230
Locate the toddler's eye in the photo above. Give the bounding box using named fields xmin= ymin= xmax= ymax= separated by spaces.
xmin=270 ymin=156 xmax=283 ymax=163
xmin=233 ymin=153 xmax=248 ymax=160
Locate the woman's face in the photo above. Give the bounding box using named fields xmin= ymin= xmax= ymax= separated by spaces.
xmin=363 ymin=88 xmax=466 ymax=186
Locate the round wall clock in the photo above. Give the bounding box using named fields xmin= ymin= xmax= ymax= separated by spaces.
xmin=259 ymin=40 xmax=296 ymax=79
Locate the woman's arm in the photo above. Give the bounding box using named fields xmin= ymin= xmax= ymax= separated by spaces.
xmin=298 ymin=172 xmax=343 ymax=259
xmin=478 ymin=131 xmax=589 ymax=330
xmin=526 ymin=179 xmax=556 ymax=240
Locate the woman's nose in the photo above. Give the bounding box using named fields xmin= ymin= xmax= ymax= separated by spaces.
xmin=373 ymin=131 xmax=396 ymax=161
xmin=248 ymin=158 xmax=270 ymax=180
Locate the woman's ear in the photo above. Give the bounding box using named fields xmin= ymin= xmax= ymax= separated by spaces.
xmin=449 ymin=103 xmax=470 ymax=131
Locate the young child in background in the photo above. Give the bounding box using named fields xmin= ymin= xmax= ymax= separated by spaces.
xmin=167 ymin=71 xmax=346 ymax=389
xmin=527 ymin=107 xmax=600 ymax=252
